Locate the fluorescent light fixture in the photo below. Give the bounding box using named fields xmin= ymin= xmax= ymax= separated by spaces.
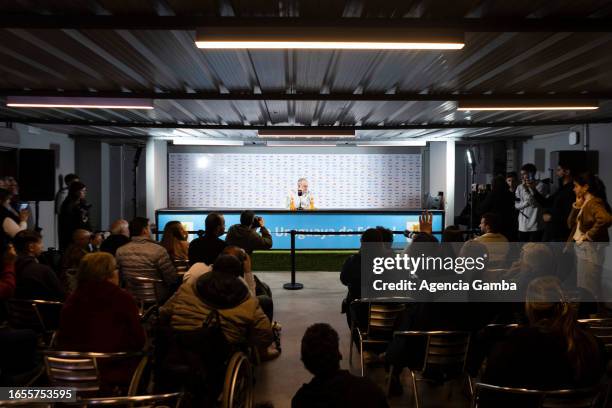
xmin=196 ymin=26 xmax=464 ymax=50
xmin=466 ymin=149 xmax=473 ymax=165
xmin=266 ymin=141 xmax=336 ymax=147
xmin=457 ymin=100 xmax=598 ymax=111
xmin=356 ymin=141 xmax=427 ymax=147
xmin=172 ymin=138 xmax=243 ymax=146
xmin=258 ymin=130 xmax=355 ymax=139
xmin=6 ymin=96 xmax=154 ymax=109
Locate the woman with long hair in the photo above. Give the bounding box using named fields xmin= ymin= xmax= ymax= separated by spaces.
xmin=483 ymin=276 xmax=605 ymax=391
xmin=160 ymin=220 xmax=189 ymax=261
xmin=568 ymin=172 xmax=612 ymax=300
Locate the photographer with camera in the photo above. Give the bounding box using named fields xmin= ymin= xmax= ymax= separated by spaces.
xmin=225 ymin=210 xmax=273 ymax=255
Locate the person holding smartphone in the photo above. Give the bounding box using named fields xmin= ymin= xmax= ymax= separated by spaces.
xmin=515 ymin=163 xmax=546 ymax=242
xmin=0 ymin=188 xmax=29 ymax=253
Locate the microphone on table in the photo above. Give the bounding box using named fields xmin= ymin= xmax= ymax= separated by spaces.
xmin=297 ymin=189 xmax=303 ymax=211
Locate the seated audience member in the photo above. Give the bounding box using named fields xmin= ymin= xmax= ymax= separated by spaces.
xmin=482 ymin=277 xmax=605 ymax=393
xmin=13 ymin=230 xmax=64 ymax=301
xmin=478 ymin=175 xmax=518 ymax=241
xmin=376 ymin=226 xmax=394 ymax=253
xmin=0 ymin=188 xmax=28 ymax=253
xmin=61 ymin=229 xmax=92 ymax=281
xmin=161 ymin=221 xmax=189 ymax=262
xmin=58 ymin=181 xmax=92 ymax=251
xmin=224 ymin=245 xmax=276 ymax=321
xmin=504 ymin=243 xmax=555 ymax=288
xmin=188 ymin=212 xmax=227 ymax=266
xmin=100 ymin=219 xmax=130 ymax=256
xmin=0 ymin=243 xmax=40 ymax=384
xmin=57 ymin=252 xmax=145 ymax=391
xmin=89 ymin=231 xmax=104 ymax=252
xmin=441 ymin=225 xmax=465 ymax=258
xmin=292 ymin=323 xmax=389 ymax=408
xmin=340 ymin=228 xmax=383 ymax=331
xmin=226 ymin=210 xmax=272 ymax=254
xmin=115 ymin=217 xmax=178 ymax=303
xmin=0 ymin=244 xmax=16 ymax=300
xmin=474 ymin=212 xmax=510 ymax=266
xmin=160 ymin=254 xmax=275 ymax=357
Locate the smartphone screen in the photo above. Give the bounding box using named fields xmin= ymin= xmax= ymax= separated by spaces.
xmin=19 ymin=203 xmax=28 ymax=211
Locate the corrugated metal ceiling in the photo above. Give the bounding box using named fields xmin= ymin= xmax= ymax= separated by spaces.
xmin=0 ymin=0 xmax=611 ymax=140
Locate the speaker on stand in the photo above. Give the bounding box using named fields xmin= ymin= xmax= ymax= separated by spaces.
xmin=18 ymin=149 xmax=56 ymax=232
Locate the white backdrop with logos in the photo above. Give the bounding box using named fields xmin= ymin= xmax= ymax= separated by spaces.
xmin=168 ymin=152 xmax=422 ymax=209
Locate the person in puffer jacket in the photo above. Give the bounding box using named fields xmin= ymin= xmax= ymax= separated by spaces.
xmin=115 ymin=217 xmax=178 ymax=303
xmin=160 ymin=254 xmax=274 ymax=351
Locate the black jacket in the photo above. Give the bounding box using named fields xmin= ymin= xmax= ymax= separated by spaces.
xmin=15 ymin=255 xmax=65 ymax=301
xmin=188 ymin=234 xmax=228 ymax=266
xmin=478 ymin=189 xmax=518 ymax=240
xmin=536 ymin=182 xmax=575 ymax=242
xmin=292 ymin=370 xmax=389 ymax=408
xmin=225 ymin=224 xmax=272 ymax=254
xmin=58 ymin=198 xmax=92 ymax=251
xmin=99 ymin=234 xmax=130 ymax=256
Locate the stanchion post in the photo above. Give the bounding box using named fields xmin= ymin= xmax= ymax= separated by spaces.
xmin=283 ymin=229 xmax=304 ymax=290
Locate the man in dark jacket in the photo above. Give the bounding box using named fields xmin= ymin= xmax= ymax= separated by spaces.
xmin=13 ymin=230 xmax=65 ymax=301
xmin=537 ymin=162 xmax=576 ymax=242
xmin=292 ymin=323 xmax=389 ymax=408
xmin=188 ymin=212 xmax=227 ymax=265
xmin=225 ymin=210 xmax=272 ymax=254
xmin=100 ymin=219 xmax=130 ymax=256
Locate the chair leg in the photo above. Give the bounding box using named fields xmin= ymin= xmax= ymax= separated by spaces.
xmin=386 ymin=365 xmax=394 ymax=397
xmin=359 ymin=338 xmax=365 ymax=377
xmin=410 ymin=370 xmax=420 ymax=408
xmin=466 ymin=375 xmax=474 ymax=400
xmin=348 ymin=322 xmax=354 ymax=367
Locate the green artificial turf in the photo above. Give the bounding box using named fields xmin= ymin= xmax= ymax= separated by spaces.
xmin=251 ymin=250 xmax=357 ymax=271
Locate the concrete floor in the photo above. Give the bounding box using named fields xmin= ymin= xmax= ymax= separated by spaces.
xmin=253 ymin=272 xmax=471 ymax=408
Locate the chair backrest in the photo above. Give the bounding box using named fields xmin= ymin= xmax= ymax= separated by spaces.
xmin=472 ymin=383 xmax=602 ymax=408
xmin=367 ymin=303 xmax=405 ymax=338
xmin=394 ymin=330 xmax=471 ymax=376
xmin=7 ymin=299 xmax=63 ymax=333
xmin=124 ymin=275 xmax=162 ymax=306
xmin=423 ymin=331 xmax=470 ymax=374
xmin=61 ymin=392 xmax=183 ymax=407
xmin=173 ymin=259 xmax=190 ymax=275
xmin=579 ymin=318 xmax=612 ymax=356
xmin=43 ymin=350 xmax=144 ymax=395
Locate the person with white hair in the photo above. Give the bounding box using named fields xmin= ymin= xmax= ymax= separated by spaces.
xmin=286 ymin=177 xmax=315 ymax=210
xmin=99 ymin=219 xmax=130 ymax=256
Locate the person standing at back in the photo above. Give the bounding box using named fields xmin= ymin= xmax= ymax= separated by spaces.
xmin=58 ymin=181 xmax=91 ymax=251
xmin=225 ymin=210 xmax=272 ymax=255
xmin=515 ymin=164 xmax=546 ymax=242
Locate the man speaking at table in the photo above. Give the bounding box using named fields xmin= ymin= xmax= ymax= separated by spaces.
xmin=286 ymin=178 xmax=315 ymax=210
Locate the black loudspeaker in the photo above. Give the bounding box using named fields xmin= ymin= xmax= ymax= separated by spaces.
xmin=18 ymin=149 xmax=56 ymax=201
xmin=550 ymin=150 xmax=599 ymax=185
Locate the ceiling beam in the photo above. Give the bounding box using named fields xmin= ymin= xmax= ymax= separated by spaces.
xmin=2 ymin=117 xmax=611 ymax=129
xmin=1 ymin=16 xmax=612 ymax=32
xmin=1 ymin=90 xmax=611 ymax=102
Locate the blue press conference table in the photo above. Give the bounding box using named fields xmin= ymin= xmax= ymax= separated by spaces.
xmin=156 ymin=209 xmax=445 ymax=250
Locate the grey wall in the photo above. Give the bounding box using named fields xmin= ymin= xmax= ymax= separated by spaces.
xmin=521 ymin=124 xmax=612 ymax=190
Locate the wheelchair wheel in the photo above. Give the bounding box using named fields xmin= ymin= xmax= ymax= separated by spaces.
xmin=221 ymin=352 xmax=253 ymax=408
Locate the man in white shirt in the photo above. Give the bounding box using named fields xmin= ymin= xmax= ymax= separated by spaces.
xmin=515 ymin=163 xmax=546 ymax=242
xmin=286 ymin=178 xmax=314 ymax=210
xmin=474 ymin=212 xmax=510 ymax=266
